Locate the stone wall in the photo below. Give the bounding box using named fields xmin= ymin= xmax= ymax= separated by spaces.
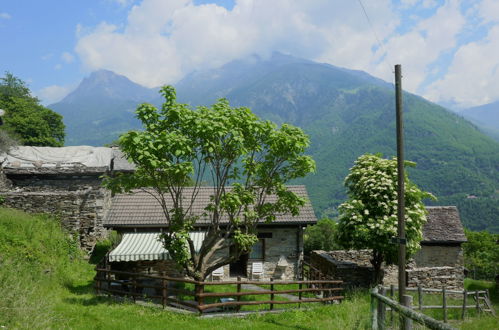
xmin=311 ymin=248 xmax=465 ymax=289
xmin=310 ymin=250 xmax=376 ymax=288
xmin=414 ymin=245 xmax=464 ymax=268
xmin=0 ymin=177 xmax=111 ymax=252
xmin=208 ymin=226 xmax=302 ymax=281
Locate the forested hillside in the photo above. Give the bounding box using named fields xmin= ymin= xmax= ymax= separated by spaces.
xmin=49 ymin=54 xmax=499 ymax=232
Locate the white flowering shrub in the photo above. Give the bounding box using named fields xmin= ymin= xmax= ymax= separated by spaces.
xmin=336 ymin=154 xmax=434 ymax=283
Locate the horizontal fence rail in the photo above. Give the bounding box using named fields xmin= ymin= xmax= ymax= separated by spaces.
xmin=94 ymin=267 xmax=344 ymax=314
xmin=371 ymin=287 xmax=456 ymax=330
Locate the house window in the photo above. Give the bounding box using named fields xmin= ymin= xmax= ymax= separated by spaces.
xmin=249 ymin=239 xmax=265 ymax=260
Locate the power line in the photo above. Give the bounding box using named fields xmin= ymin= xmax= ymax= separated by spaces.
xmin=357 ymin=0 xmax=394 ymax=76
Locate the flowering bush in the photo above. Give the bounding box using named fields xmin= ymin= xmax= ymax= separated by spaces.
xmin=336 ymin=154 xmax=434 ymax=283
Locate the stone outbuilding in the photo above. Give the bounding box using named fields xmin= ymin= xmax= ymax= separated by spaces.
xmin=103 ymin=186 xmax=317 ymax=280
xmin=311 ymin=206 xmax=467 ymax=289
xmin=0 ymin=146 xmax=133 ymax=252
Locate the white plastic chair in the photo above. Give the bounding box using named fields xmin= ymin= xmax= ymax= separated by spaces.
xmin=211 ymin=266 xmax=224 ymax=281
xmin=251 ymin=262 xmax=264 ymax=280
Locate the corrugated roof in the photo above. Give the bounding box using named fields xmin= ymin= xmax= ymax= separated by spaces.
xmin=423 ymin=206 xmax=467 ymax=243
xmin=104 ymin=185 xmax=317 ymax=227
xmin=108 ymin=232 xmax=206 ymax=262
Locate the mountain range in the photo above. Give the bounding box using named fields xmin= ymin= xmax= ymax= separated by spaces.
xmin=48 ymin=53 xmax=499 ymax=232
xmin=459 ymin=101 xmax=499 ymax=142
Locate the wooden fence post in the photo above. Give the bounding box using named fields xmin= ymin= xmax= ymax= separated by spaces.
xmin=298 ymin=282 xmax=303 ymax=308
xmin=378 ymin=287 xmax=386 ymax=330
xmin=475 ymin=291 xmax=480 ymax=314
xmin=402 ymin=295 xmax=413 ymax=330
xmin=442 ymin=287 xmax=447 ymax=323
xmin=371 ymin=287 xmax=379 ymax=330
xmin=462 ymin=290 xmax=467 ymax=319
xmin=162 ymin=272 xmax=167 ymax=308
xmin=237 ymin=276 xmax=242 ymax=311
xmin=417 ymin=285 xmax=423 ymax=312
xmin=270 ymin=278 xmax=274 ymax=310
xmin=132 ymin=273 xmax=137 ymax=302
xmin=390 ymin=285 xmax=395 ymax=326
xmin=106 ymin=265 xmax=111 ymax=298
xmin=96 ymin=269 xmax=101 ymax=295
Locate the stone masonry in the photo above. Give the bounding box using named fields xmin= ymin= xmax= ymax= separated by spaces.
xmin=311 ymin=249 xmax=465 ymax=290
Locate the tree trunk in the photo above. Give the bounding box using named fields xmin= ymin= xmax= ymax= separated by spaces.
xmin=371 ymin=250 xmax=384 ymax=285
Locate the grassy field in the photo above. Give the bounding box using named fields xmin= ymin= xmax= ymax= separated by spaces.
xmin=0 ymin=207 xmax=497 ymax=329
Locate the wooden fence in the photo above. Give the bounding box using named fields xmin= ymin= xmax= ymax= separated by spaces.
xmin=94 ymin=268 xmax=344 ymax=314
xmin=381 ymin=285 xmax=495 ymax=321
xmin=371 ymin=287 xmax=455 ymax=330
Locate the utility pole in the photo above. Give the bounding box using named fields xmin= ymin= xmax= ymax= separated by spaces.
xmin=395 ymin=64 xmax=406 ymax=308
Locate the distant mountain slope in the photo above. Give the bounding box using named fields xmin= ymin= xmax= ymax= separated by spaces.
xmin=459 ymin=101 xmax=499 ymax=141
xmin=49 ymin=70 xmax=159 ymax=145
xmin=49 ymin=55 xmax=499 ymax=232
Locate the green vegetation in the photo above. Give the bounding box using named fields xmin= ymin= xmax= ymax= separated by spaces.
xmin=105 ymin=85 xmax=315 ymax=280
xmin=304 ymin=218 xmax=340 ymax=254
xmin=335 ymin=154 xmax=433 ymax=284
xmin=463 ymin=229 xmax=499 ymax=280
xmin=0 ymin=72 xmax=65 ymax=146
xmin=0 ymin=207 xmax=497 ymax=328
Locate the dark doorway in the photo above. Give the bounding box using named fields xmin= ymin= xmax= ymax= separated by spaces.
xmin=229 ymin=247 xmax=248 ymax=277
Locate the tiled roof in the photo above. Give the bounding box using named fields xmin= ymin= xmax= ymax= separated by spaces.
xmin=104 ymin=185 xmax=317 ymax=227
xmin=423 ymin=206 xmax=467 ymax=243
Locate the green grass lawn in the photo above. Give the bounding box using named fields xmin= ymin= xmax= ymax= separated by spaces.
xmin=0 ymin=207 xmax=497 ymax=329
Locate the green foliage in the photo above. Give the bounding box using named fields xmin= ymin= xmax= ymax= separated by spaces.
xmin=89 ymin=231 xmax=120 ymax=264
xmin=0 ymin=72 xmax=65 ymax=146
xmin=104 ymin=85 xmax=315 ymax=280
xmin=304 ymin=218 xmax=340 ymax=254
xmin=0 ymin=207 xmax=89 ymax=328
xmin=463 ymin=229 xmax=499 ymax=281
xmin=336 ymin=154 xmax=434 ymax=283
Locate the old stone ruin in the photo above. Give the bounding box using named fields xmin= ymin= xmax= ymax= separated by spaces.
xmin=310 ymin=207 xmax=467 ymax=289
xmin=0 ymin=146 xmax=134 ymax=252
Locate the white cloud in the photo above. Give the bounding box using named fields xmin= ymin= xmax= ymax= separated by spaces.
xmin=424 ymin=24 xmax=499 ymax=108
xmin=61 ymin=52 xmax=75 ymax=64
xmin=73 ymin=0 xmax=499 ymax=107
xmin=37 ymin=85 xmax=74 ymax=105
xmin=477 ymin=0 xmax=499 ymax=23
xmin=0 ymin=12 xmax=11 ymax=19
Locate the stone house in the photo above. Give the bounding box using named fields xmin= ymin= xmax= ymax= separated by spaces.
xmin=103 ymin=186 xmax=317 ymax=280
xmin=311 ymin=206 xmax=467 ymax=289
xmin=0 ymin=146 xmax=133 ymax=252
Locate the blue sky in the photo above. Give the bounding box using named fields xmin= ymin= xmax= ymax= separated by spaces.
xmin=1 ymin=0 xmax=499 ymax=109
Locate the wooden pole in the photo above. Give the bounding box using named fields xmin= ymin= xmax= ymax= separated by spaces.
xmin=475 ymin=290 xmax=480 ymax=314
xmin=378 ymin=287 xmax=386 ymax=330
xmin=462 ymin=290 xmax=467 ymax=319
xmin=390 ymin=285 xmax=395 ymax=326
xmin=299 ymin=282 xmax=303 ymax=308
xmin=237 ymin=276 xmax=242 ymax=311
xmin=395 ymin=63 xmax=407 ymax=330
xmin=371 ymin=287 xmax=379 ymax=330
xmin=162 ymin=272 xmax=167 ymax=308
xmin=270 ymin=278 xmax=274 ymax=310
xmin=402 ymin=295 xmax=413 ymax=330
xmin=418 ymin=285 xmax=423 ymax=311
xmin=442 ymin=287 xmax=447 ymax=323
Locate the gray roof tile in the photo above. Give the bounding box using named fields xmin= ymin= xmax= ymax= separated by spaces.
xmin=423 ymin=206 xmax=467 ymax=243
xmin=105 ymin=185 xmax=317 ymax=227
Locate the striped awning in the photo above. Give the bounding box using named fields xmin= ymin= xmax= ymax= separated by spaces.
xmin=108 ymin=232 xmax=206 ymax=262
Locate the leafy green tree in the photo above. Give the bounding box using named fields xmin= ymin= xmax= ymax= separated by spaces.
xmin=463 ymin=229 xmax=499 ymax=280
xmin=0 ymin=72 xmax=65 ymax=147
xmin=335 ymin=154 xmax=434 ymax=284
xmin=104 ymin=85 xmax=315 ymax=280
xmin=304 ymin=218 xmax=340 ymax=254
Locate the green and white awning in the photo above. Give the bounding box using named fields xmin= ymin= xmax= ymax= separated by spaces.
xmin=108 ymin=232 xmax=206 ymax=262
